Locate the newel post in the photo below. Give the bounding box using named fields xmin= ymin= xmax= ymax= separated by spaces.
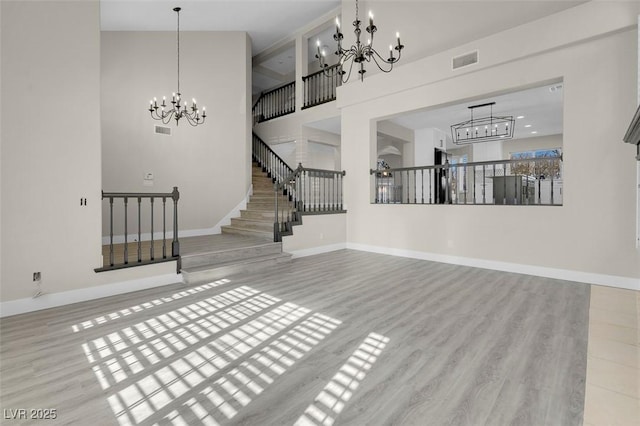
xmin=171 ymin=186 xmax=180 ymax=257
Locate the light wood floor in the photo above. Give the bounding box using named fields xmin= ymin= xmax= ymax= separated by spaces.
xmin=101 ymin=234 xmax=273 ymax=267
xmin=1 ymin=250 xmax=592 ymax=425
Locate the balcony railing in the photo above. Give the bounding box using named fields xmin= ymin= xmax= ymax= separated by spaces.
xmin=97 ymin=187 xmax=180 ymax=272
xmin=302 ymin=64 xmax=342 ymax=110
xmin=252 ymin=81 xmax=295 ymax=124
xmin=370 ymin=156 xmax=563 ymax=205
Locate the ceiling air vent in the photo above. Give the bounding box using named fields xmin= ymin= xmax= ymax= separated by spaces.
xmin=155 ymin=125 xmax=171 ymax=136
xmin=452 ymin=50 xmax=478 ymax=70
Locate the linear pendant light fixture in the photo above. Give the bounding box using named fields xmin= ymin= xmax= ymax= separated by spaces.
xmin=316 ymin=0 xmax=404 ymax=83
xmin=451 ymin=102 xmax=514 ymax=145
xmin=149 ymin=7 xmax=205 ymax=127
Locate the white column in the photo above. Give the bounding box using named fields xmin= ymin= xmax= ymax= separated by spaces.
xmin=295 ymin=33 xmax=308 ymax=113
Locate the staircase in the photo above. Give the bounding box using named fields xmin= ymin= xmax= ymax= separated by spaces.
xmin=180 ymin=162 xmax=294 ymax=284
xmin=221 ymin=162 xmax=295 ymax=238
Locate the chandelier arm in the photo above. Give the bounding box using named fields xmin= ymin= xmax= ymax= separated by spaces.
xmin=342 ymin=57 xmax=356 ymax=84
xmin=160 ymin=111 xmax=172 ymax=125
xmin=369 ymin=48 xmax=399 ymax=72
xmin=369 ymin=53 xmax=394 ymax=73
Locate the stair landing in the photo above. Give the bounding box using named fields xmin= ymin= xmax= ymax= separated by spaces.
xmin=180 ymin=234 xmax=291 ymax=284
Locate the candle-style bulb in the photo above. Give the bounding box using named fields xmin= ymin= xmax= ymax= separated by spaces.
xmin=369 ymin=11 xmax=374 ymax=27
xmin=335 ymin=17 xmax=340 ymax=30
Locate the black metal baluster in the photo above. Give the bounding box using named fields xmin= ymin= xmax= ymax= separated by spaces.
xmin=137 ymin=197 xmax=142 ymax=262
xmin=435 ymin=167 xmax=439 ymax=204
xmin=274 ymin=183 xmax=279 ymax=242
xmin=513 ymin=167 xmax=518 ymax=205
xmin=429 ymin=169 xmax=432 ymax=204
xmin=124 ymin=197 xmax=128 ymax=264
xmin=109 ymin=196 xmax=114 ymax=267
xmin=473 ymin=167 xmax=476 ymax=204
xmin=550 ymin=164 xmax=555 ymax=205
xmin=324 ymin=173 xmax=327 ymax=211
xmin=421 ymin=169 xmax=424 ymax=204
xmin=172 ymin=187 xmax=180 ymax=257
xmin=501 ymin=165 xmax=506 ymax=204
xmin=162 ymin=197 xmax=167 ymax=259
xmin=150 ymin=197 xmax=155 ymax=260
xmin=339 ymin=172 xmax=343 ymax=210
xmin=482 ymin=165 xmax=486 ymax=204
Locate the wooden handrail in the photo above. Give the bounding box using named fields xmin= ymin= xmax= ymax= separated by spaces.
xmin=302 ymin=64 xmax=341 ymax=81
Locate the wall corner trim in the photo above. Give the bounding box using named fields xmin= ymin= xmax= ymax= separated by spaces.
xmin=345 ymin=243 xmax=640 ymax=291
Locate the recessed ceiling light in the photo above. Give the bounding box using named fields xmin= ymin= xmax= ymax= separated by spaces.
xmin=516 ymin=116 xmax=524 ymax=119
xmin=524 ymin=124 xmax=532 ymax=128
xmin=531 ymin=131 xmax=538 ymax=134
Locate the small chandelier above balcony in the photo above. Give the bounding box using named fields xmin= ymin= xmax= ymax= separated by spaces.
xmin=316 ymin=0 xmax=404 ymax=83
xmin=451 ymin=102 xmax=514 ymax=145
xmin=148 ymin=7 xmax=206 ymax=127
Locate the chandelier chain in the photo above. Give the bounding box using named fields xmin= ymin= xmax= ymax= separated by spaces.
xmin=177 ymin=8 xmax=180 ymax=95
xmin=148 ymin=6 xmax=205 ymax=126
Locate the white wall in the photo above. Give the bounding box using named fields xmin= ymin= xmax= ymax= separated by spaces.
xmin=339 ymin=2 xmax=640 ymax=283
xmin=1 ymin=1 xmax=103 ymax=302
xmin=283 ymin=214 xmax=346 ymax=255
xmin=101 ymin=31 xmax=251 ymax=238
xmin=308 ymin=142 xmax=338 ymax=170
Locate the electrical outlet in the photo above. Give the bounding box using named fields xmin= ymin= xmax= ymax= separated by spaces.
xmin=33 ymin=272 xmax=41 ymax=281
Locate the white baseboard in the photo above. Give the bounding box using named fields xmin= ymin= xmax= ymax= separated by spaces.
xmin=346 ymin=243 xmax=640 ymax=291
xmin=102 ymin=187 xmax=252 ymax=244
xmin=0 ymin=273 xmax=182 ymax=318
xmin=288 ymin=243 xmax=347 ymax=259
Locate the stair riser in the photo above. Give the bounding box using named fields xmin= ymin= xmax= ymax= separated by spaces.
xmin=240 ymin=210 xmax=283 ymax=220
xmin=249 ymin=196 xmax=278 ymax=203
xmin=230 ymin=218 xmax=273 ymax=232
xmin=247 ymin=202 xmax=294 ymax=210
xmin=182 ymin=255 xmax=291 ymax=284
xmin=242 ymin=209 xmax=294 ymax=218
xmin=252 ymin=183 xmax=276 ymax=190
xmin=181 ymin=243 xmax=283 ymax=269
xmin=221 ymin=226 xmax=272 ymax=239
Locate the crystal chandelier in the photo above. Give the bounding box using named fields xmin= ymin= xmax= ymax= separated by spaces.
xmin=451 ymin=102 xmax=514 ymax=145
xmin=149 ymin=7 xmax=205 ymax=126
xmin=316 ymin=0 xmax=404 ymax=83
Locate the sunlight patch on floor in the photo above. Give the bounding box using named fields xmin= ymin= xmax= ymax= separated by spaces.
xmin=78 ymin=284 xmax=342 ymax=425
xmin=71 ymin=279 xmax=231 ymax=332
xmin=295 ymin=332 xmax=390 ymax=426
